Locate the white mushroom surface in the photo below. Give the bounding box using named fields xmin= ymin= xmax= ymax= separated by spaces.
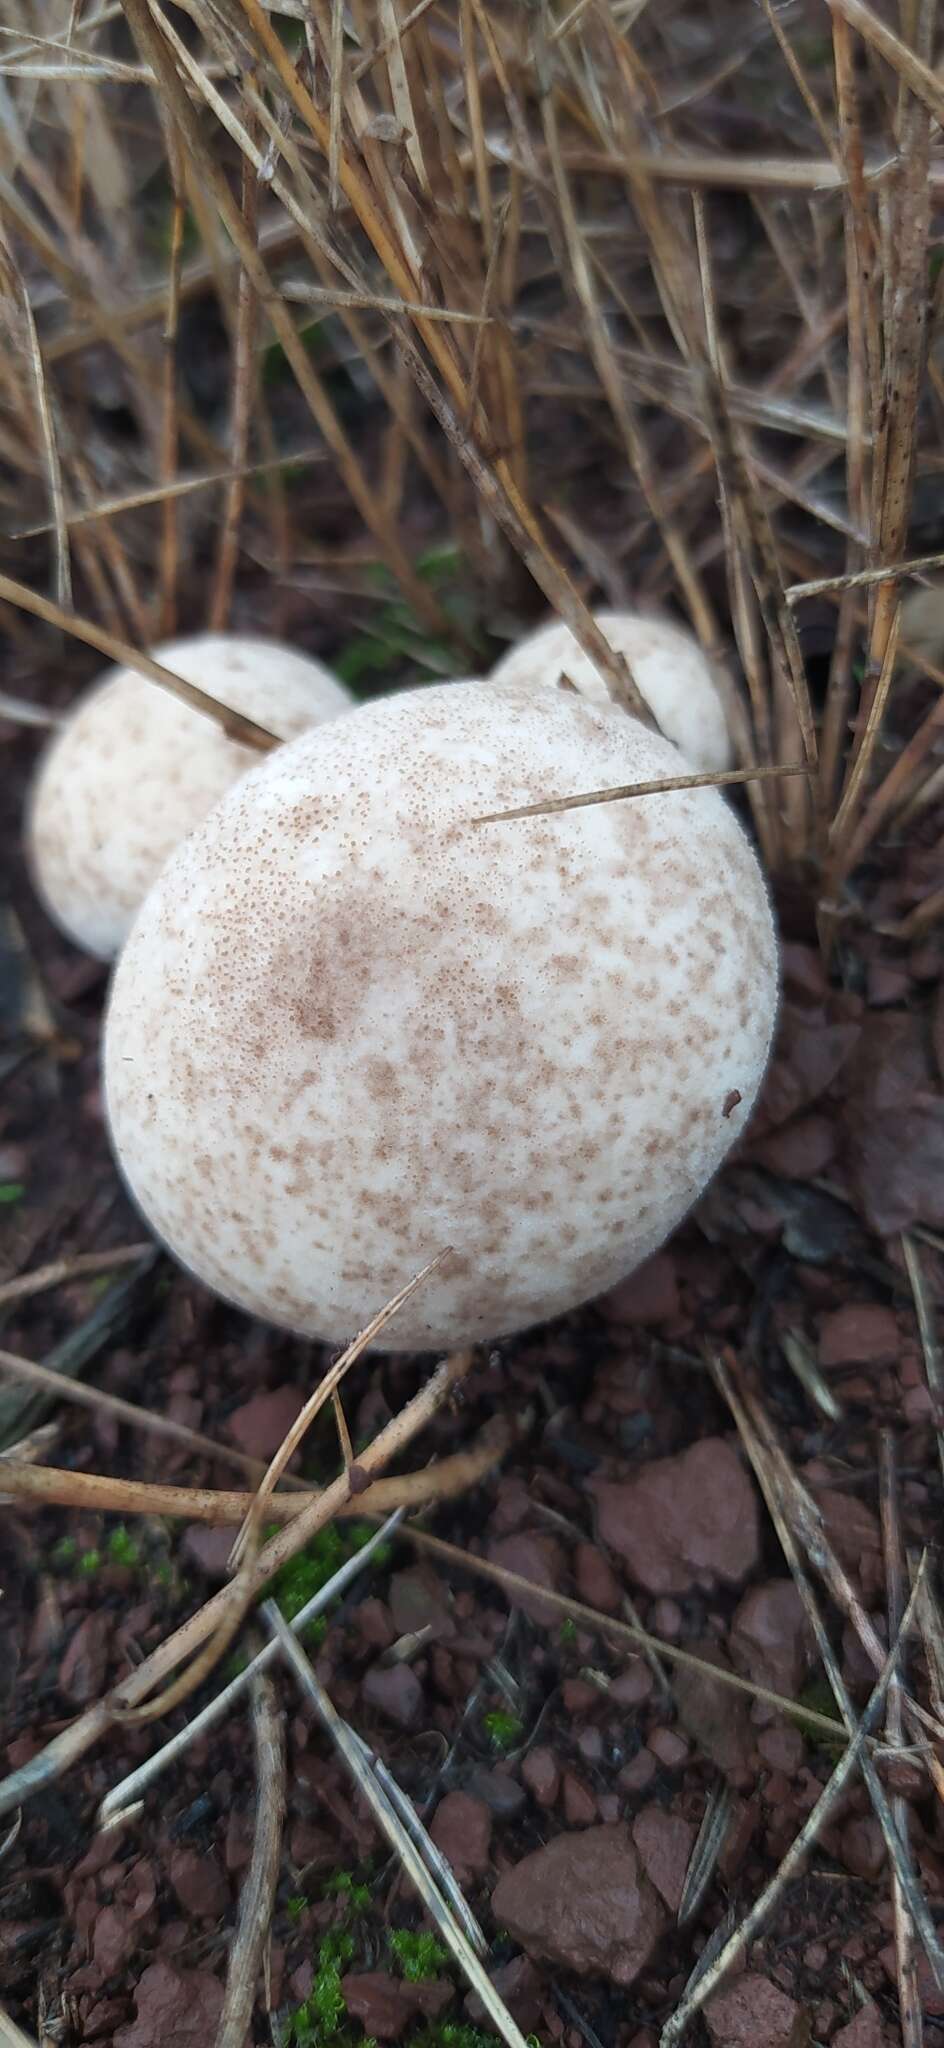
xmin=490 ymin=610 xmax=733 ymax=772
xmin=103 ymin=681 xmax=777 ymax=1351
xmin=27 ymin=633 xmax=352 ymax=960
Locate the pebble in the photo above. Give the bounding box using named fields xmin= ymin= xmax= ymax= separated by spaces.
xmin=114 ymin=1961 xmax=223 ymax=2048
xmin=646 ymin=1729 xmax=689 ymax=1770
xmin=463 ymin=1765 xmax=526 ymax=1818
xmin=705 ymin=1971 xmax=802 ymax=2048
xmin=361 ymin=1662 xmax=424 ymax=1730
xmin=522 ymin=1747 xmax=561 ymax=1808
xmin=487 ymin=1533 xmax=566 ymax=1625
xmin=562 ymin=1772 xmax=598 ymax=1826
xmin=818 ymin=1305 xmax=900 ymax=1368
xmin=225 ymin=1384 xmax=304 ymax=1457
xmin=730 ymin=1580 xmax=812 ymax=1698
xmin=491 ymin=1823 xmax=666 ymax=1985
xmin=430 ymin=1791 xmax=492 ymax=1878
xmin=168 ymin=1847 xmax=228 ymax=1921
xmin=610 ymin=1660 xmax=653 ymax=1707
xmin=589 ymin=1439 xmax=760 ymax=1594
xmin=839 ymin=1816 xmax=886 ymax=1880
xmin=631 ymin=1804 xmax=696 ymax=1914
xmin=574 ymin=1542 xmax=621 ymax=1613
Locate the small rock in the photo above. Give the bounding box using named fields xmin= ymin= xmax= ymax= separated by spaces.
xmin=93 ymin=1905 xmax=133 ymax=1977
xmin=646 ymin=1728 xmax=688 ymax=1770
xmin=818 ymin=1305 xmax=899 ymax=1369
xmin=619 ymin=1751 xmax=657 ymax=1793
xmin=840 ymin=1816 xmax=885 ymax=1880
xmin=575 ymin=1543 xmax=621 ymax=1613
xmin=341 ymin=1972 xmax=451 ymax=2041
xmin=705 ymin=1971 xmax=805 ymax=2048
xmin=226 ymin=1384 xmax=305 ymax=1457
xmin=600 ymin=1254 xmax=680 ymax=1325
xmin=388 ymin=1568 xmax=455 ymax=1640
xmin=589 ymin=1440 xmax=759 ymax=1594
xmin=59 ymin=1611 xmax=109 ymax=1704
xmin=522 ymin=1747 xmax=561 ymax=1808
xmin=487 ymin=1533 xmax=566 ymax=1625
xmin=114 ymin=1962 xmax=224 ymax=2048
xmin=491 ymin=1824 xmax=666 ymax=1985
xmin=610 ymin=1660 xmax=653 ymax=1707
xmin=631 ymin=1804 xmax=696 ymax=1914
xmin=430 ymin=1791 xmax=492 ymax=1878
xmin=362 ymin=1661 xmax=424 ymax=1729
xmin=356 ymin=1599 xmax=396 ymax=1650
xmin=562 ymin=1678 xmax=598 ymax=1714
xmin=757 ymin=1725 xmax=804 ymax=1775
xmin=181 ymin=1526 xmax=234 ymax=1579
xmin=879 ymin=1942 xmax=944 ymax=2016
xmin=463 ymin=1766 xmax=525 ymax=1817
xmin=730 ymin=1580 xmax=813 ymax=1699
xmin=833 ymin=2005 xmax=887 ymax=2048
xmin=674 ymin=1645 xmax=753 ymax=1776
xmin=465 ymin=1956 xmax=543 ymax=2034
xmin=562 ymin=1772 xmax=597 ymax=1826
xmin=168 ymin=1847 xmax=228 ymax=1921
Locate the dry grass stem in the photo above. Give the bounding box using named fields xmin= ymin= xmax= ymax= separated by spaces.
xmin=214 ymin=1670 xmax=284 ymax=2048
xmin=0 ymin=1349 xmax=471 ymax=1813
xmin=264 ymin=1603 xmax=530 ymax=2048
xmin=0 ymin=572 xmax=278 ymax=748
xmin=879 ymin=1432 xmax=924 ymax=2048
xmin=0 ymin=1244 xmax=151 ymax=1309
xmin=660 ymin=1563 xmax=927 ymax=2046
xmin=0 ymin=1413 xmax=513 ymax=1524
xmin=97 ymin=1511 xmax=404 ymax=1829
xmin=472 ymin=761 xmax=809 ymax=827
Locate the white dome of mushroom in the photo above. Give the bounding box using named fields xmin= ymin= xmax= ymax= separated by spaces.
xmin=490 ymin=610 xmax=733 ymax=772
xmin=27 ymin=633 xmax=352 ymax=960
xmin=103 ymin=681 xmax=777 ymax=1352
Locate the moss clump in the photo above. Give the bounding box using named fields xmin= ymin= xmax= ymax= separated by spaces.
xmin=107 ymin=1524 xmax=140 ymax=1568
xmin=388 ymin=1929 xmax=449 ymax=1982
xmin=482 ymin=1709 xmax=523 ymax=1753
xmin=285 ymin=1926 xmax=359 ymax=2047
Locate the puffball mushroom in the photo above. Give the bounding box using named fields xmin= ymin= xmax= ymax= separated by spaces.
xmin=490 ymin=610 xmax=733 ymax=773
xmin=26 ymin=633 xmax=352 ymax=961
xmin=103 ymin=681 xmax=777 ymax=1352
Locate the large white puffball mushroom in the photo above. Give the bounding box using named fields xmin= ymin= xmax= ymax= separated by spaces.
xmin=27 ymin=634 xmax=352 ymax=960
xmin=103 ymin=682 xmax=777 ymax=1352
xmin=490 ymin=610 xmax=733 ymax=773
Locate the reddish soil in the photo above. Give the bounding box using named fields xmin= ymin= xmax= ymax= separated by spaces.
xmin=2 ymin=699 xmax=944 ymax=2048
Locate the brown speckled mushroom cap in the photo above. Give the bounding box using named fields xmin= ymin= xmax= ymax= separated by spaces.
xmin=490 ymin=610 xmax=733 ymax=772
xmin=103 ymin=681 xmax=777 ymax=1351
xmin=27 ymin=633 xmax=352 ymax=961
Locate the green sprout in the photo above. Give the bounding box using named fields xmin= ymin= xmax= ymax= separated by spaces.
xmin=78 ymin=1548 xmax=101 ymax=1576
xmin=0 ymin=1183 xmax=24 ymax=1206
xmin=559 ymin=1618 xmax=578 ymax=1648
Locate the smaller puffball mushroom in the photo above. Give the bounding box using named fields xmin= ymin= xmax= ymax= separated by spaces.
xmin=26 ymin=633 xmax=352 ymax=960
xmin=103 ymin=679 xmax=777 ymax=1352
xmin=490 ymin=610 xmax=733 ymax=772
